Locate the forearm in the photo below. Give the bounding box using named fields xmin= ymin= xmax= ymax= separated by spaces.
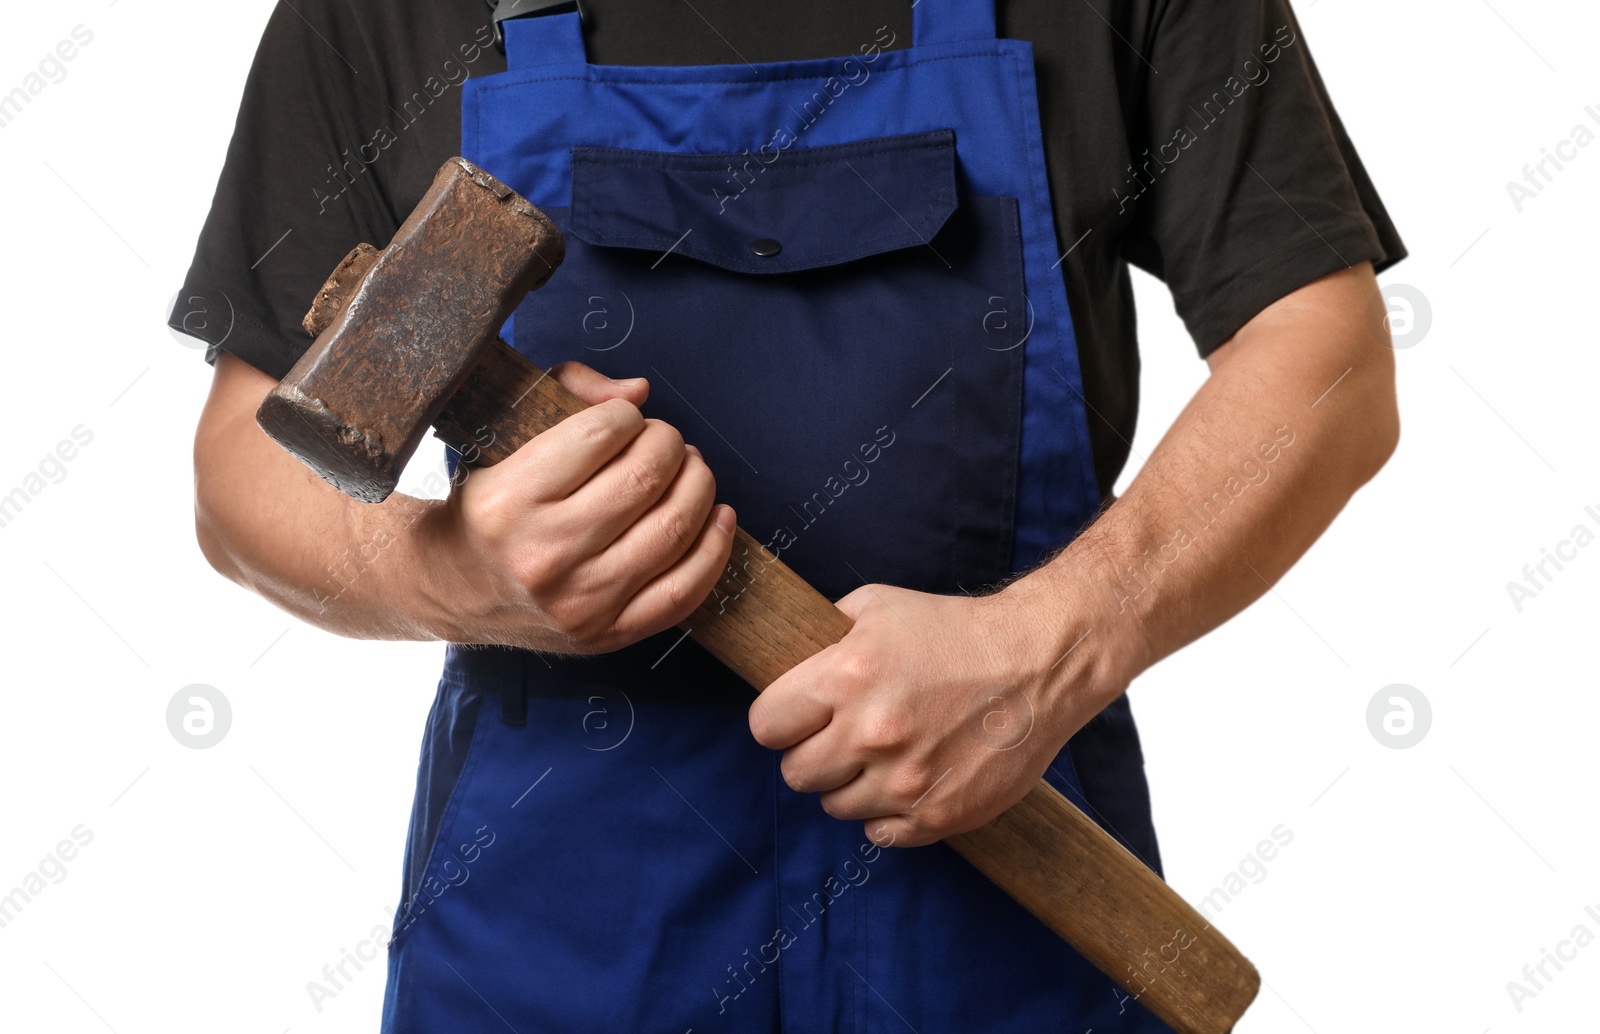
xmin=194 ymin=353 xmax=464 ymax=641
xmin=1010 ymin=264 xmax=1399 ymax=715
xmin=194 ymin=352 xmax=735 ymax=653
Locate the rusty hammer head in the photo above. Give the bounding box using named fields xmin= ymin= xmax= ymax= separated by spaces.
xmin=256 ymin=158 xmax=564 ymax=502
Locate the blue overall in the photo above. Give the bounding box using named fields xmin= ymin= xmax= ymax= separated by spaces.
xmin=381 ymin=1 xmax=1168 ymax=1029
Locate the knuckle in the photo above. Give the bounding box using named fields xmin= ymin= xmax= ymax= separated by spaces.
xmin=855 ymin=708 xmax=907 ymax=755
xmin=604 ymin=396 xmax=643 ymax=421
xmin=779 ymin=756 xmax=811 ymax=793
xmin=894 ymin=809 xmax=936 ymax=842
xmin=587 ymin=399 xmax=641 ymax=443
xmin=541 ymin=594 xmax=583 ymax=636
xmin=622 ymin=459 xmax=667 ymax=501
xmin=917 ymin=801 xmax=956 ymax=834
xmin=661 ymin=571 xmax=691 ymax=617
xmin=540 ymin=588 xmax=610 ymax=645
xmin=835 ymin=650 xmax=878 ymax=691
xmin=655 ymin=505 xmax=695 ymax=556
xmin=511 ymin=545 xmax=564 ymax=594
xmin=644 ymin=418 xmax=686 ymax=456
xmin=685 ymin=453 xmax=716 ymax=497
xmin=467 ymin=481 xmax=518 ymax=531
xmin=885 ymin=766 xmax=929 ymax=803
xmin=567 ymin=617 xmax=611 ymax=649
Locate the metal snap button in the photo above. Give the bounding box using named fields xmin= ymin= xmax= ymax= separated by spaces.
xmin=749 ymin=237 xmax=782 ymax=257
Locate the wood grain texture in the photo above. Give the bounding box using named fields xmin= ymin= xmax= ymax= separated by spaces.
xmin=431 ymin=339 xmax=1259 ymax=1034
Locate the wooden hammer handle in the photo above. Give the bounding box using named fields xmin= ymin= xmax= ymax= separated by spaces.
xmin=431 ymin=341 xmax=1259 ymax=1034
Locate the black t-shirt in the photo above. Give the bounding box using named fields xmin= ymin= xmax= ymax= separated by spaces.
xmin=171 ymin=0 xmax=1404 ymax=500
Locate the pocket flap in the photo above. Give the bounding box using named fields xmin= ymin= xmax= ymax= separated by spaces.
xmin=568 ymin=130 xmax=958 ymax=274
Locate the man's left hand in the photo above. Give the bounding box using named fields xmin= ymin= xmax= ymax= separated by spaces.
xmin=748 ymin=583 xmax=1110 ymax=848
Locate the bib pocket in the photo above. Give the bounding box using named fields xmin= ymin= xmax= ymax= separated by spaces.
xmin=569 ymin=130 xmax=959 ymax=275
xmin=513 ymin=128 xmax=1032 ymax=600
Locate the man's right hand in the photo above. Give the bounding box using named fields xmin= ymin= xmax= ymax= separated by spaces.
xmin=194 ymin=352 xmax=735 ymax=653
xmin=418 ymin=362 xmax=736 ymax=653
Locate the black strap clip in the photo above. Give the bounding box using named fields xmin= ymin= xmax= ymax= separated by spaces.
xmin=499 ymin=684 xmax=528 ymax=727
xmin=486 ymin=0 xmax=588 ymax=51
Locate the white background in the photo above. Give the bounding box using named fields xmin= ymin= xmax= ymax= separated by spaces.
xmin=0 ymin=1 xmax=1595 ymax=1031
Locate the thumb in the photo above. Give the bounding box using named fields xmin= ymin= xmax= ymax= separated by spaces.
xmin=833 ymin=584 xmax=881 ymax=622
xmin=549 ymin=361 xmax=649 ymax=408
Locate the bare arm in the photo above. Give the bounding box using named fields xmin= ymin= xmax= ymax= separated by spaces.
xmin=753 ymin=263 xmax=1399 ymax=846
xmin=193 ymin=352 xmax=736 ymax=653
xmin=1019 ymin=261 xmax=1398 ymax=689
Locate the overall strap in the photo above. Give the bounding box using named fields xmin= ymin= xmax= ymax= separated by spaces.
xmin=499 ymin=0 xmax=588 ymax=70
xmin=500 ymin=0 xmax=990 ymax=66
xmin=914 ymin=0 xmax=997 ymax=47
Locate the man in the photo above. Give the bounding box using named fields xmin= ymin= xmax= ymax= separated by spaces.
xmin=175 ymin=0 xmax=1403 ymax=1029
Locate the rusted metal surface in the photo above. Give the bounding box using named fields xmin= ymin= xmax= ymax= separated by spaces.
xmin=257 ymin=157 xmax=564 ymax=502
xmin=301 ymin=242 xmax=381 ymax=338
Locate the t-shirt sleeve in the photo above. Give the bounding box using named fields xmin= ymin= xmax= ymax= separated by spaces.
xmin=167 ymin=0 xmax=402 ymax=378
xmin=1118 ymin=0 xmax=1406 ymax=355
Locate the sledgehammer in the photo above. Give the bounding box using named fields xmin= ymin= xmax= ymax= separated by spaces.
xmin=257 ymin=156 xmax=1259 ymax=1034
